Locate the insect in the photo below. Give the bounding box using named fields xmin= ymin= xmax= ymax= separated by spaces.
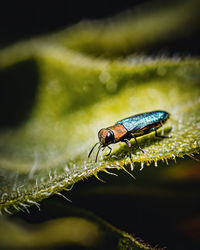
xmin=88 ymin=110 xmax=170 ymax=169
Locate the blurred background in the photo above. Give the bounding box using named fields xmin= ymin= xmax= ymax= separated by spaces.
xmin=0 ymin=0 xmax=141 ymax=47
xmin=0 ymin=0 xmax=200 ymax=249
xmin=0 ymin=0 xmax=199 ymax=55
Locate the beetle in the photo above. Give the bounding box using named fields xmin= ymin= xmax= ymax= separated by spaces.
xmin=88 ymin=110 xmax=170 ymax=169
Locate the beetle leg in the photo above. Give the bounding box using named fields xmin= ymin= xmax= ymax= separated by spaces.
xmin=133 ymin=135 xmax=145 ymax=154
xmin=105 ymin=146 xmax=112 ymax=156
xmin=124 ymin=139 xmax=134 ymax=171
xmin=155 ymin=129 xmax=171 ymax=138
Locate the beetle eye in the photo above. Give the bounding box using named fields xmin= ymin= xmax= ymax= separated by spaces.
xmin=105 ymin=131 xmax=114 ymax=144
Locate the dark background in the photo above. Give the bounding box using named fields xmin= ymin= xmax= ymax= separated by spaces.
xmin=0 ymin=0 xmax=199 ymax=55
xmin=1 ymin=1 xmax=200 ymax=249
xmin=0 ymin=0 xmax=141 ymax=48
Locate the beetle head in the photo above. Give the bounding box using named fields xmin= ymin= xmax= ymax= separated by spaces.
xmin=88 ymin=128 xmax=115 ymax=163
xmin=98 ymin=128 xmax=115 ymax=146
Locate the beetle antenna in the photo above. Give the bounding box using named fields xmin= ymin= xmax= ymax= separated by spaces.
xmin=88 ymin=142 xmax=100 ymax=158
xmin=95 ymin=145 xmax=103 ymax=162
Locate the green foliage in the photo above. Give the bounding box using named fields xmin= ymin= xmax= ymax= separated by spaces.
xmin=0 ymin=204 xmax=152 ymax=249
xmin=0 ymin=43 xmax=199 ymax=215
xmin=0 ymin=0 xmax=199 ymax=248
xmin=52 ymin=0 xmax=200 ymax=57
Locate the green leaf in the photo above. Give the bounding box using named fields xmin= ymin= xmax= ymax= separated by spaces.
xmin=0 ymin=204 xmax=153 ymax=249
xmin=0 ymin=42 xmax=199 ymax=214
xmin=0 ymin=1 xmax=200 ymax=248
xmin=51 ymin=0 xmax=200 ymax=57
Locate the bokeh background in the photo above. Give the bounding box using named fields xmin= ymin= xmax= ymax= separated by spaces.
xmin=0 ymin=0 xmax=200 ymax=249
xmin=0 ymin=0 xmax=200 ymax=54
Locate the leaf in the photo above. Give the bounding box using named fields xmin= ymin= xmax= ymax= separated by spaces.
xmin=0 ymin=0 xmax=199 ymax=236
xmin=0 ymin=204 xmax=153 ymax=249
xmin=51 ymin=0 xmax=200 ymax=57
xmin=0 ymin=41 xmax=199 ymax=214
